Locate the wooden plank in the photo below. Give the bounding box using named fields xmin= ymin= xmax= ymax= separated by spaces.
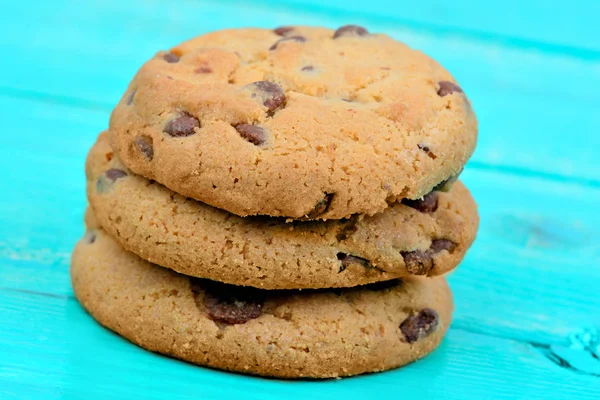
xmin=1 ymin=96 xmax=599 ymax=347
xmin=1 ymin=2 xmax=600 ymax=180
xmin=269 ymin=0 xmax=600 ymax=54
xmin=4 ymin=0 xmax=600 ymax=57
xmin=1 ymin=290 xmax=599 ymax=400
xmin=3 ymin=0 xmax=599 ymax=102
xmin=453 ymin=168 xmax=600 ymax=346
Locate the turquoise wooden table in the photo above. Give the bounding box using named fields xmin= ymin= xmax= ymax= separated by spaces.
xmin=1 ymin=0 xmax=599 ymax=398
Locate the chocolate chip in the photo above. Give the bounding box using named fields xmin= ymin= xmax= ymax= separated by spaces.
xmin=135 ymin=135 xmax=154 ymax=160
xmin=83 ymin=230 xmax=96 ymax=244
xmin=96 ymin=169 xmax=127 ymax=193
xmin=333 ymin=25 xmax=369 ymax=39
xmin=433 ymin=171 xmax=461 ymax=192
xmin=305 ymin=193 xmax=334 ymax=219
xmin=301 ymin=65 xmax=314 ymax=71
xmin=269 ymin=35 xmax=307 ymax=50
xmin=274 ymin=26 xmax=294 ymax=36
xmin=126 ymin=89 xmax=136 ymax=105
xmin=196 ymin=66 xmax=212 ymax=73
xmin=336 ymin=217 xmax=358 ymax=241
xmin=437 ymin=81 xmax=463 ymax=97
xmin=105 ymin=168 xmax=127 ymax=182
xmin=401 ymin=250 xmax=433 ymax=275
xmin=363 ymin=279 xmax=402 ymax=291
xmin=402 ymin=239 xmax=457 ymax=275
xmin=245 ymin=81 xmax=286 ymax=113
xmin=430 ymin=239 xmax=457 ymax=254
xmin=191 ymin=278 xmax=264 ymax=325
xmin=337 ymin=253 xmax=370 ymax=272
xmin=400 ymin=308 xmax=439 ymax=343
xmin=235 ymin=124 xmax=267 ymax=146
xmin=163 ymin=52 xmax=180 ymax=63
xmin=418 ymin=144 xmax=436 ymax=159
xmin=402 ymin=192 xmax=439 ymax=213
xmin=164 ymin=112 xmax=200 ymax=137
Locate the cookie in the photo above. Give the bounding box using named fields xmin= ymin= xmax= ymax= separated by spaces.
xmin=87 ymin=133 xmax=478 ymax=289
xmin=71 ymin=229 xmax=453 ymax=378
xmin=109 ymin=26 xmax=477 ymax=219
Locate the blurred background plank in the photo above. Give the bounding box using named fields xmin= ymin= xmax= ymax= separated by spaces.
xmin=1 ymin=0 xmax=598 ymax=181
xmin=271 ymin=0 xmax=600 ymax=54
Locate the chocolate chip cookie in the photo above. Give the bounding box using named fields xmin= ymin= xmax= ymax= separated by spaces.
xmin=71 ymin=229 xmax=453 ymax=378
xmin=87 ymin=133 xmax=478 ymax=289
xmin=109 ymin=26 xmax=477 ymax=219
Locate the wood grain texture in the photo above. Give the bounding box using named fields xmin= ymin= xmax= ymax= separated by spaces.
xmin=1 ymin=0 xmax=599 ymax=398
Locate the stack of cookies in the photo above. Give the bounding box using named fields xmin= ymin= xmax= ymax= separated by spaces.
xmin=71 ymin=25 xmax=479 ymax=378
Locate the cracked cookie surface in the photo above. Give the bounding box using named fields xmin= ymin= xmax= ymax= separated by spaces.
xmin=87 ymin=133 xmax=479 ymax=289
xmin=109 ymin=26 xmax=477 ymax=219
xmin=71 ymin=229 xmax=453 ymax=378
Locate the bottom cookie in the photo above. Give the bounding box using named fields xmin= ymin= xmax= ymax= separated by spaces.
xmin=71 ymin=229 xmax=453 ymax=378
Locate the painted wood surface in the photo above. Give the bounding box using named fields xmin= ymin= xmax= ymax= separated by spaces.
xmin=0 ymin=0 xmax=599 ymax=398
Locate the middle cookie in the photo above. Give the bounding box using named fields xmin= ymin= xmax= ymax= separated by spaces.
xmin=87 ymin=133 xmax=478 ymax=289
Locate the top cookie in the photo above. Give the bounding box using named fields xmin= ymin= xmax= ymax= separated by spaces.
xmin=109 ymin=25 xmax=477 ymax=219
